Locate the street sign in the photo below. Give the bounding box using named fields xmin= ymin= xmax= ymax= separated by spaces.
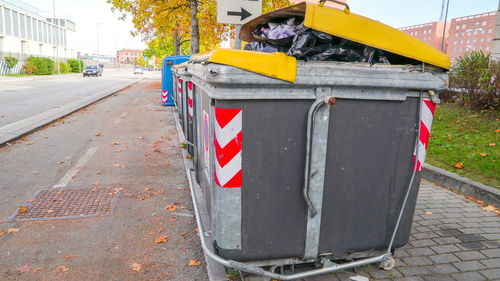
xmin=216 ymin=0 xmax=262 ymax=25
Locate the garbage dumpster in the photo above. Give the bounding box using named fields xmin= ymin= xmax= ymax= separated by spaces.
xmin=161 ymin=56 xmax=189 ymax=106
xmin=172 ymin=64 xmax=196 ymax=159
xmin=186 ymin=2 xmax=449 ymax=279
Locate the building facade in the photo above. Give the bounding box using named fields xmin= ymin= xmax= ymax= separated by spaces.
xmin=116 ymin=49 xmax=143 ymax=64
xmin=490 ymin=2 xmax=500 ymax=59
xmin=0 ymin=0 xmax=77 ymax=60
xmin=399 ymin=21 xmax=448 ymax=51
xmin=446 ymin=11 xmax=497 ymax=60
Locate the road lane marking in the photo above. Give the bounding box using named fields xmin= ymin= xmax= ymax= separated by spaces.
xmin=114 ymin=112 xmax=128 ymax=124
xmin=53 ymin=147 xmax=98 ymax=188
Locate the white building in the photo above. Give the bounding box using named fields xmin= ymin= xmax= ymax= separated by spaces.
xmin=0 ymin=0 xmax=77 ymax=60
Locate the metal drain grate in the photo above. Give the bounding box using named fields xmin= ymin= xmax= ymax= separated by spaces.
xmin=7 ymin=187 xmax=122 ymax=222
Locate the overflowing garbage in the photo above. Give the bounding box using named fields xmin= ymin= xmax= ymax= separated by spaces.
xmin=245 ymin=17 xmax=406 ymax=65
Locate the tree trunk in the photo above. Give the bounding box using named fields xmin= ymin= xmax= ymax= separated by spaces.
xmin=174 ymin=30 xmax=181 ymax=56
xmin=189 ymin=0 xmax=200 ymax=54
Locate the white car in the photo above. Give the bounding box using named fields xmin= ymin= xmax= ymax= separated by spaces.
xmin=134 ymin=67 xmax=143 ymax=74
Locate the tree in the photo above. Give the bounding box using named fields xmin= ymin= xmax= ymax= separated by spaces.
xmin=136 ymin=56 xmax=148 ymax=67
xmin=108 ymin=0 xmax=291 ymax=56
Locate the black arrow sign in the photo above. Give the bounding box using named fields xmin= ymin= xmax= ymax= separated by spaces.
xmin=227 ymin=7 xmax=252 ymax=21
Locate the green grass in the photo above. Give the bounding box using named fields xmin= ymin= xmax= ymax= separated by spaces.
xmin=1 ymin=72 xmax=74 ymax=77
xmin=427 ymin=104 xmax=499 ymax=188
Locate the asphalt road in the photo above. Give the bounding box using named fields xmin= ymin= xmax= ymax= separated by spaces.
xmin=0 ymin=79 xmax=208 ymax=280
xmin=0 ymin=69 xmax=148 ymax=128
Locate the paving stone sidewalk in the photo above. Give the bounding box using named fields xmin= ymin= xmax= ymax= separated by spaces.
xmin=312 ymin=180 xmax=500 ymax=281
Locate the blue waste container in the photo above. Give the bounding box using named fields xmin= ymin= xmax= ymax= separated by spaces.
xmin=161 ymin=56 xmax=189 ymax=106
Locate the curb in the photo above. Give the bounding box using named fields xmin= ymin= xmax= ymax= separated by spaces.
xmin=422 ymin=164 xmax=500 ymax=206
xmin=0 ymin=78 xmax=143 ymax=146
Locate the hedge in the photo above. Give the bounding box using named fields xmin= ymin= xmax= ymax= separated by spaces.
xmin=67 ymin=59 xmax=84 ymax=73
xmin=25 ymin=56 xmax=54 ymax=75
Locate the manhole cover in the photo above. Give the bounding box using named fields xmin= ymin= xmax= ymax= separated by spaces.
xmin=7 ymin=187 xmax=122 ymax=222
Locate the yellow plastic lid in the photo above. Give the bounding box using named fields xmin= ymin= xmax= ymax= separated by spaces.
xmin=240 ymin=2 xmax=450 ymax=70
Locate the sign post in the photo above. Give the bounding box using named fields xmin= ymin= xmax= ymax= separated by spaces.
xmin=216 ymin=0 xmax=262 ymax=49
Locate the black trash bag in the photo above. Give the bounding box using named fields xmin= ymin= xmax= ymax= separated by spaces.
xmin=244 ymin=41 xmax=290 ymax=53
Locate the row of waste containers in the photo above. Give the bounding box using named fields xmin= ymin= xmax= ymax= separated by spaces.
xmin=160 ymin=1 xmax=449 ymax=279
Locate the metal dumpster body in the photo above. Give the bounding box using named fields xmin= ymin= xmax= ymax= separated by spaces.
xmin=187 ymin=61 xmax=447 ymax=262
xmin=172 ymin=66 xmax=192 ymax=142
xmin=161 ymin=56 xmax=189 ymax=106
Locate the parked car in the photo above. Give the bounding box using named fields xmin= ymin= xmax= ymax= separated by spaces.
xmin=83 ymin=65 xmax=103 ymax=77
xmin=134 ymin=67 xmax=144 ymax=74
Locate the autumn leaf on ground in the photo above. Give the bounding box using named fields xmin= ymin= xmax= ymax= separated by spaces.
xmin=112 ymin=142 xmax=120 ymax=145
xmin=145 ymin=187 xmax=154 ymax=191
xmin=489 ymin=143 xmax=496 ymax=147
xmin=154 ymin=235 xmax=168 ymax=243
xmin=188 ymin=259 xmax=201 ymax=266
xmin=64 ymin=255 xmax=78 ymax=259
xmin=482 ymin=205 xmax=497 ymax=212
xmin=479 ymin=153 xmax=489 ymax=157
xmin=112 ymin=163 xmax=126 ymax=168
xmin=131 ymin=263 xmax=142 ymax=272
xmin=137 ymin=195 xmax=146 ymax=200
xmin=95 ymin=132 xmax=101 ymax=136
xmin=424 ymin=211 xmax=433 ymax=215
xmin=454 ymin=162 xmax=464 ymax=169
xmin=495 ymin=129 xmax=500 ymax=133
xmin=19 ymin=206 xmax=28 ymax=213
xmin=137 ymin=136 xmax=144 ymax=140
xmin=58 ymin=266 xmax=69 ymax=272
xmin=0 ymin=228 xmax=20 ymax=238
xmin=165 ymin=203 xmax=179 ymax=211
xmin=17 ymin=264 xmax=30 ymax=273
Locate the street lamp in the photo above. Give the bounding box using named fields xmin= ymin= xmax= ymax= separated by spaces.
xmin=53 ymin=0 xmax=60 ymax=75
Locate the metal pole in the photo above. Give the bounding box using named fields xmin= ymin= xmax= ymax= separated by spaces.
xmin=440 ymin=0 xmax=450 ymax=52
xmin=53 ymin=0 xmax=60 ymax=75
xmin=234 ymin=25 xmax=242 ymax=49
xmin=96 ymin=23 xmax=101 ymax=62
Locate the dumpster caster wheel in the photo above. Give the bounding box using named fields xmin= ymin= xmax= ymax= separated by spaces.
xmin=380 ymin=257 xmax=395 ymax=271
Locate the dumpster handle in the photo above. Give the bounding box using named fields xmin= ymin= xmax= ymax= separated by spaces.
xmin=386 ymin=91 xmax=423 ymax=253
xmin=303 ymin=97 xmax=336 ymax=218
xmin=319 ymin=0 xmax=350 ymax=12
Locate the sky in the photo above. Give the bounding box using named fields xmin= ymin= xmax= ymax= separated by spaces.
xmin=20 ymin=0 xmax=500 ymax=56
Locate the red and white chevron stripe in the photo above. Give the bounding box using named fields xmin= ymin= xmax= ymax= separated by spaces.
xmin=214 ymin=107 xmax=242 ymax=188
xmin=161 ymin=90 xmax=168 ymax=103
xmin=177 ymin=78 xmax=182 ymax=101
xmin=414 ymin=99 xmax=436 ymax=171
xmin=187 ymin=82 xmax=194 ymax=117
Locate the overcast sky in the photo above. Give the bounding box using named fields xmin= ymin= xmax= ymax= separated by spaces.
xmin=21 ymin=0 xmax=499 ymax=56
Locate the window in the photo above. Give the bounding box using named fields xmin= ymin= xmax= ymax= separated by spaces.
xmin=475 ymin=21 xmax=479 ymax=26
xmin=0 ymin=6 xmax=4 ymax=35
xmin=454 ymin=41 xmax=457 ymax=45
xmin=473 ymin=39 xmax=476 ymax=43
xmin=43 ymin=22 xmax=48 ymax=43
xmin=486 ymin=46 xmax=490 ymax=51
xmin=424 ymin=30 xmax=427 ymax=34
xmin=20 ymin=14 xmax=26 ymax=38
xmin=480 ymin=38 xmax=483 ymax=43
xmin=456 ymin=25 xmax=460 ymax=30
xmin=482 ymin=21 xmax=486 ymax=26
xmin=32 ymin=18 xmax=37 ymax=41
xmin=12 ymin=11 xmax=19 ymax=37
xmin=466 ymin=40 xmax=470 ymax=44
xmin=27 ymin=16 xmax=32 ymax=40
xmin=462 ymin=24 xmax=466 ymax=28
xmin=488 ymin=29 xmax=492 ymax=33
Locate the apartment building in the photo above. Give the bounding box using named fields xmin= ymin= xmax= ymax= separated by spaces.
xmin=0 ymin=0 xmax=77 ymax=60
xmin=116 ymin=49 xmax=143 ymax=64
xmin=399 ymin=21 xmax=448 ymax=51
xmin=447 ymin=11 xmax=497 ymax=60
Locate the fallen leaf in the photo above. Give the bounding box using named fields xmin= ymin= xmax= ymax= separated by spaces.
xmin=32 ymin=266 xmax=44 ymax=273
xmin=112 ymin=142 xmax=120 ymax=145
xmin=32 ymin=171 xmax=39 ymax=174
xmin=46 ymin=210 xmax=55 ymax=213
xmin=19 ymin=206 xmax=28 ymax=213
xmin=58 ymin=266 xmax=69 ymax=272
xmin=180 ymin=232 xmax=189 ymax=238
xmin=454 ymin=162 xmax=464 ymax=169
xmin=424 ymin=211 xmax=433 ymax=215
xmin=21 ymin=137 xmax=29 ymax=141
xmin=145 ymin=187 xmax=154 ymax=191
xmin=131 ymin=263 xmax=142 ymax=272
xmin=157 ymin=227 xmax=165 ymax=233
xmin=17 ymin=264 xmax=31 ymax=273
xmin=489 ymin=143 xmax=496 ymax=147
xmin=97 ymin=171 xmax=102 ymax=174
xmin=165 ymin=203 xmax=179 ymax=211
xmin=112 ymin=163 xmax=126 ymax=168
xmin=194 ymin=227 xmax=199 ymax=234
xmin=27 ymin=142 xmax=34 ymax=145
xmin=154 ymin=235 xmax=168 ymax=243
xmin=137 ymin=136 xmax=144 ymax=140
xmin=495 ymin=129 xmax=500 ymax=133
xmin=483 ymin=205 xmax=497 ymax=212
xmin=137 ymin=196 xmax=146 ymax=200
xmin=115 ymin=149 xmax=122 ymax=152
xmin=95 ymin=132 xmax=101 ymax=136
xmin=479 ymin=153 xmax=489 ymax=157
xmin=64 ymin=255 xmax=78 ymax=259
xmin=7 ymin=228 xmax=20 ymax=233
xmin=188 ymin=259 xmax=201 ymax=266
xmin=94 ymin=181 xmax=101 ymax=185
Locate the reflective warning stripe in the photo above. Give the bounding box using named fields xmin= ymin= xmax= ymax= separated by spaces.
xmin=414 ymin=99 xmax=436 ymax=171
xmin=177 ymin=78 xmax=182 ymax=101
xmin=161 ymin=90 xmax=168 ymax=103
xmin=214 ymin=108 xmax=242 ymax=188
xmin=187 ymin=82 xmax=194 ymax=117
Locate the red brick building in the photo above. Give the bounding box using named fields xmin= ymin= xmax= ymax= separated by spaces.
xmin=116 ymin=49 xmax=143 ymax=64
xmin=446 ymin=11 xmax=497 ymax=61
xmin=399 ymin=22 xmax=448 ymax=51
